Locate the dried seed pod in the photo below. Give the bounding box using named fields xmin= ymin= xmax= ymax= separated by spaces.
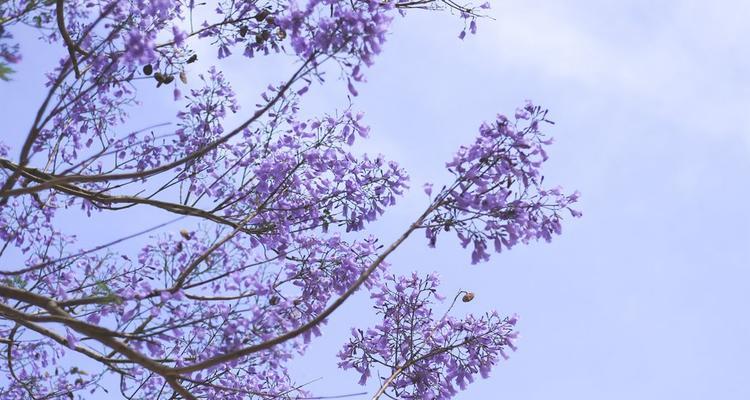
xmin=186 ymin=54 xmax=198 ymax=64
xmin=255 ymin=30 xmax=271 ymax=44
xmin=462 ymin=292 xmax=475 ymax=302
xmin=143 ymin=64 xmax=153 ymax=75
xmin=179 ymin=71 xmax=187 ymax=84
xmin=179 ymin=229 xmax=192 ymax=240
xmin=154 ymin=72 xmax=166 ymax=87
xmin=254 ymin=9 xmax=270 ymax=22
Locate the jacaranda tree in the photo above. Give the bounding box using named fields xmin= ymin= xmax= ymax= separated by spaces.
xmin=0 ymin=0 xmax=580 ymax=398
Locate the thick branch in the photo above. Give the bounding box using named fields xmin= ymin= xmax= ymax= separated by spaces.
xmin=1 ymin=56 xmax=315 ymax=198
xmin=171 ymin=201 xmax=438 ymax=374
xmin=0 ymin=303 xmax=130 ymax=375
xmin=56 ymin=0 xmax=83 ymax=78
xmin=0 ymin=159 xmax=272 ymax=235
xmin=0 ymin=284 xmax=170 ymax=376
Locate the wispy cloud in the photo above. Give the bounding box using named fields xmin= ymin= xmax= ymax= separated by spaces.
xmin=482 ymin=0 xmax=750 ymax=145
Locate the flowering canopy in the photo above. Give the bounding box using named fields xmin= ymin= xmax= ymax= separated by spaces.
xmin=0 ymin=0 xmax=578 ymax=399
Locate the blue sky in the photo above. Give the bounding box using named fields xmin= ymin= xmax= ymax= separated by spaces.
xmin=3 ymin=1 xmax=750 ymax=399
xmin=287 ymin=2 xmax=750 ymax=399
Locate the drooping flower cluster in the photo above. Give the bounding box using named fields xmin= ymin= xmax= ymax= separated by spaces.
xmin=276 ymin=0 xmax=394 ymax=90
xmin=339 ymin=273 xmax=518 ymax=399
xmin=425 ymin=102 xmax=581 ymax=264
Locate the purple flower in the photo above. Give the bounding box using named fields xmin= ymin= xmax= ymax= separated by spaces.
xmin=65 ymin=329 xmax=78 ymax=349
xmin=172 ymin=26 xmax=187 ymax=47
xmin=123 ymin=31 xmax=156 ymax=65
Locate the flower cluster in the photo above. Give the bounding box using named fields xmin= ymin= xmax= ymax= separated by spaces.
xmin=425 ymin=102 xmax=581 ymax=264
xmin=339 ymin=273 xmax=518 ymax=399
xmin=277 ymin=0 xmax=393 ymax=64
xmin=119 ymin=0 xmax=182 ymax=65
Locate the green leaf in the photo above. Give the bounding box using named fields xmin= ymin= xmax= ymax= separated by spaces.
xmin=95 ymin=281 xmax=113 ymax=295
xmin=0 ymin=63 xmax=14 ymax=82
xmin=3 ymin=275 xmax=27 ymax=288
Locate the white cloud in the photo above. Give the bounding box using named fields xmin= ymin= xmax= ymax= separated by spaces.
xmin=481 ymin=0 xmax=750 ymax=146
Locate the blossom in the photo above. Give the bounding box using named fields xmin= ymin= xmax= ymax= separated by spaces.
xmin=425 ymin=103 xmax=581 ymax=264
xmin=172 ymin=26 xmax=187 ymax=47
xmin=123 ymin=30 xmax=156 ymax=65
xmin=339 ymin=273 xmax=519 ymax=399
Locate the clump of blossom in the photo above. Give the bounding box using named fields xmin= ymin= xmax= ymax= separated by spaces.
xmin=123 ymin=30 xmax=157 ymax=65
xmin=425 ymin=102 xmax=581 ymax=264
xmin=339 ymin=273 xmax=518 ymax=399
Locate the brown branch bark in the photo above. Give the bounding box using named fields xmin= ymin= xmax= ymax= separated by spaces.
xmin=0 ymin=55 xmax=315 ymax=198
xmin=170 ymin=201 xmax=438 ymax=374
xmin=0 ymin=159 xmax=272 ymax=236
xmin=56 ymin=0 xmax=83 ymax=78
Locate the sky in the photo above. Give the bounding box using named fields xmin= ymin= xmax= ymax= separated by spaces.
xmin=3 ymin=1 xmax=750 ymax=399
xmin=289 ymin=2 xmax=750 ymax=399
